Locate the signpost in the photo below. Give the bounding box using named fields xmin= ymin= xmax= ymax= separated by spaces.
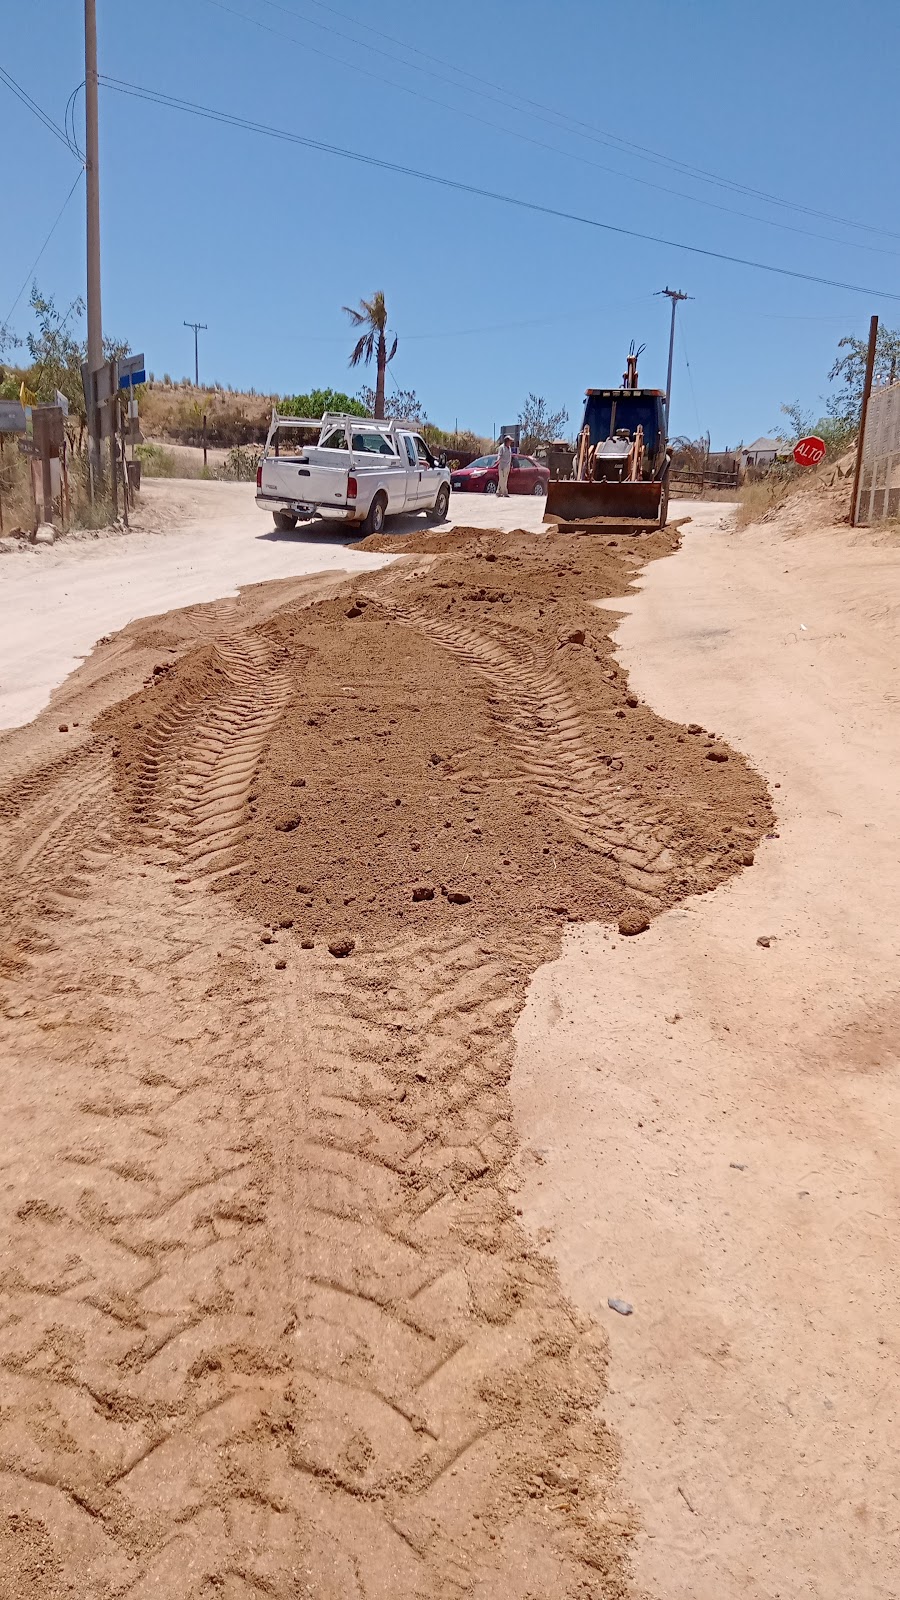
xmin=0 ymin=401 xmax=27 ymax=434
xmin=32 ymin=405 xmax=65 ymax=527
xmin=117 ymin=353 xmax=146 ymax=390
xmin=793 ymin=435 xmax=827 ymax=467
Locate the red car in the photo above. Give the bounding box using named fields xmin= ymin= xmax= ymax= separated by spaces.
xmin=450 ymin=453 xmax=549 ymax=495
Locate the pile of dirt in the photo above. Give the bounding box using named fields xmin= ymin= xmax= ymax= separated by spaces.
xmin=106 ymin=527 xmax=772 ymax=953
xmin=0 ymin=520 xmax=776 ymax=1596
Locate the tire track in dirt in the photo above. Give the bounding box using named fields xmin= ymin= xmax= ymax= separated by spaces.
xmin=0 ymin=532 xmax=772 ymax=1596
xmin=127 ymin=614 xmax=293 ymax=886
xmin=0 ymin=865 xmax=626 ymax=1597
xmin=368 ymin=595 xmax=677 ymax=904
xmin=277 ymin=925 xmax=623 ymax=1597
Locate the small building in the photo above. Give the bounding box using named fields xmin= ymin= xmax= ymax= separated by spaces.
xmin=740 ymin=436 xmax=783 ymax=469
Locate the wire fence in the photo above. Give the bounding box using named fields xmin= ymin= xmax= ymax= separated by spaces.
xmin=856 ymin=380 xmax=900 ymax=524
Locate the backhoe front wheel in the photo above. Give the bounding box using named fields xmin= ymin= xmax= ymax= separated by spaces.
xmin=360 ymin=493 xmax=387 ymax=536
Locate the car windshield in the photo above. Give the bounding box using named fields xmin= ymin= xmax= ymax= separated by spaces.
xmin=468 ymin=456 xmax=498 ymax=468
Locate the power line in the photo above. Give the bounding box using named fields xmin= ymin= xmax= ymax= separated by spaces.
xmin=0 ymin=64 xmax=81 ymax=158
xmin=250 ymin=0 xmax=900 ymax=248
xmin=64 ymin=81 xmax=86 ymax=161
xmin=194 ymin=0 xmax=900 ymax=260
xmin=99 ymin=76 xmax=900 ymax=304
xmin=2 ymin=170 xmax=85 ymax=332
xmin=677 ymin=318 xmax=704 ymax=438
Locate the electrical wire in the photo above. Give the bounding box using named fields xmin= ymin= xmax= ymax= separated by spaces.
xmin=196 ymin=0 xmax=900 ymax=260
xmin=250 ymin=0 xmax=900 ymax=247
xmin=0 ymin=63 xmax=81 ymax=158
xmin=99 ymin=76 xmax=900 ymax=304
xmin=1 ymin=170 xmax=85 ymax=333
xmin=677 ymin=317 xmax=703 ymax=437
xmin=64 ymin=81 xmax=86 ymax=161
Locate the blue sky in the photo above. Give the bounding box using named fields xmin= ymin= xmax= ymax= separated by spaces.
xmin=2 ymin=0 xmax=899 ymax=446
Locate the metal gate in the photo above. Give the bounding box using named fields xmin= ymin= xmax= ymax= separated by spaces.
xmin=856 ymin=380 xmax=900 ymax=524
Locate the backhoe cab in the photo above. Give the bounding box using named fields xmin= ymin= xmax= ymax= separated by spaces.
xmin=544 ymin=344 xmax=672 ymax=532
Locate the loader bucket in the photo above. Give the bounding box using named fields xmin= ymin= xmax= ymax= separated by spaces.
xmin=544 ymin=478 xmax=665 ymax=531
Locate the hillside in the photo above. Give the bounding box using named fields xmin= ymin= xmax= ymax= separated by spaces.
xmin=139 ymin=382 xmax=276 ymax=447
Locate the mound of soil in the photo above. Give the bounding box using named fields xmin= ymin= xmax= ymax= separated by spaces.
xmin=106 ymin=526 xmax=773 ymax=952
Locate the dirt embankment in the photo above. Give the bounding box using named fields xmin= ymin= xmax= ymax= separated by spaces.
xmin=0 ymin=524 xmax=771 ymax=1598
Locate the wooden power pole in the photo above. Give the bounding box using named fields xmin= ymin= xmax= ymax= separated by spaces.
xmin=850 ymin=314 xmax=879 ymax=527
xmin=85 ymin=0 xmax=103 ymax=486
xmin=657 ymin=287 xmax=692 ymax=426
xmin=184 ymin=321 xmax=207 ymax=388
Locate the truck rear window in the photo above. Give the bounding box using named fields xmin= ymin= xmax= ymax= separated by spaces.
xmin=351 ymin=432 xmax=397 ymax=456
xmin=321 ymin=428 xmax=348 ymax=450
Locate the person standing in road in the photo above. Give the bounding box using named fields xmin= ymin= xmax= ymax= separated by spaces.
xmin=497 ymin=436 xmax=513 ymax=496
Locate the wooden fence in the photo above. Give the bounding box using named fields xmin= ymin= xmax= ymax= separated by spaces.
xmin=856 ymin=380 xmax=900 ymax=524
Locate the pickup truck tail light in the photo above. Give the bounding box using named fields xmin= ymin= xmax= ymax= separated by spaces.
xmin=347 ymin=476 xmax=358 ymax=500
xmin=256 ymin=463 xmax=262 ymax=489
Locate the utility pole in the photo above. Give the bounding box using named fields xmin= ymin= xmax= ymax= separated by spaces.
xmin=850 ymin=314 xmax=878 ymax=528
xmin=656 ymin=287 xmax=692 ymax=426
xmin=184 ymin=321 xmax=207 ymax=387
xmin=85 ymin=0 xmax=103 ymax=486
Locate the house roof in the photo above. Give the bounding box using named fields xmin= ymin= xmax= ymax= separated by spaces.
xmin=743 ymin=436 xmax=782 ymax=453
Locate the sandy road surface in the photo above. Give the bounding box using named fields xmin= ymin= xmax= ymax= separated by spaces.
xmin=0 ymin=513 xmax=770 ymax=1598
xmin=515 ymin=512 xmax=900 ymax=1597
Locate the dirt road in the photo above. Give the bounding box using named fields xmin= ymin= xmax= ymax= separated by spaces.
xmin=0 ymin=513 xmax=768 ymax=1597
xmin=515 ymin=512 xmax=900 ymax=1597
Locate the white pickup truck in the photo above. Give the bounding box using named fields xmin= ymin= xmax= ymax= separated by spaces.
xmin=256 ymin=411 xmax=451 ymax=536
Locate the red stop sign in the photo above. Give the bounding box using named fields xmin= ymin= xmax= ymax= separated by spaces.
xmin=793 ymin=435 xmax=826 ymax=466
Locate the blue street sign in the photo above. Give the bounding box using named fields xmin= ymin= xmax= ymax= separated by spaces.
xmin=117 ymin=353 xmax=146 ymax=389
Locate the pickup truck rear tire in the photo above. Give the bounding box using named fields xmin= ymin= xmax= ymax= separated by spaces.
xmin=272 ymin=510 xmax=297 ymax=531
xmin=360 ymin=493 xmax=387 ymax=536
xmin=429 ymin=485 xmax=450 ymax=522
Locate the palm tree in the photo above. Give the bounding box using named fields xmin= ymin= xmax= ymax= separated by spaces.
xmin=343 ymin=291 xmax=397 ymax=419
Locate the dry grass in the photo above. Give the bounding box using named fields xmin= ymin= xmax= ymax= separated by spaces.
xmin=0 ymin=443 xmax=119 ymax=538
xmin=140 ymin=383 xmax=273 ymax=447
xmin=734 ymin=477 xmax=795 ymax=528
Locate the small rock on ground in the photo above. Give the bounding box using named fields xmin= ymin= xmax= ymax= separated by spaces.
xmin=328 ymin=937 xmax=355 ymax=958
xmin=608 ymin=1298 xmax=633 ymax=1316
xmin=618 ymin=909 xmax=650 ymax=937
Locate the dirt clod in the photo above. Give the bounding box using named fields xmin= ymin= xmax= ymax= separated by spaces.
xmin=619 ymin=910 xmax=651 ymax=937
xmin=412 ymin=885 xmax=435 ymax=901
xmin=328 ymin=936 xmax=355 ymax=958
xmin=58 ymin=723 xmax=68 ymax=733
